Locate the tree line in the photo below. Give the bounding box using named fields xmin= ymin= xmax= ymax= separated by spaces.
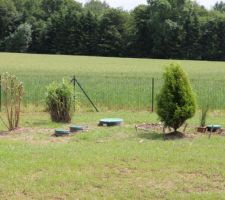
xmin=1 ymin=0 xmax=225 ymax=60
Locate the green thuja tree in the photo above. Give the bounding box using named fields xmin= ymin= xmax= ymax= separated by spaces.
xmin=157 ymin=63 xmax=196 ymax=132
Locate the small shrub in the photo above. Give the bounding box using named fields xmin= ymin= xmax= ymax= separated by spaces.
xmin=200 ymin=104 xmax=209 ymax=127
xmin=156 ymin=63 xmax=196 ymax=132
xmin=46 ymin=79 xmax=73 ymax=123
xmin=0 ymin=72 xmax=24 ymax=131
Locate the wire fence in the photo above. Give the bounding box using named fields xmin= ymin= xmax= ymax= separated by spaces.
xmin=75 ymin=76 xmax=225 ymax=111
xmin=1 ymin=75 xmax=225 ymax=112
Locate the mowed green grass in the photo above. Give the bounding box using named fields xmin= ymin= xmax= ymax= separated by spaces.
xmin=1 ymin=53 xmax=225 ymax=110
xmin=0 ymin=112 xmax=225 ymax=199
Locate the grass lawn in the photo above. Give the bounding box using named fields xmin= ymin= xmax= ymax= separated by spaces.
xmin=0 ymin=111 xmax=225 ymax=199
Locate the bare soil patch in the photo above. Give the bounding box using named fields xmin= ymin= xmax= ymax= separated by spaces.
xmin=164 ymin=131 xmax=186 ymax=140
xmin=136 ymin=123 xmax=196 ymax=140
xmin=135 ymin=123 xmax=163 ymax=132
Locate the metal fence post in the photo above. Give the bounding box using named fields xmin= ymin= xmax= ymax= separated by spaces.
xmin=73 ymin=75 xmax=76 ymax=112
xmin=151 ymin=77 xmax=155 ymax=112
xmin=75 ymin=77 xmax=99 ymax=112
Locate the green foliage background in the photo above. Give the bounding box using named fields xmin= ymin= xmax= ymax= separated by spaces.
xmin=0 ymin=0 xmax=225 ymax=60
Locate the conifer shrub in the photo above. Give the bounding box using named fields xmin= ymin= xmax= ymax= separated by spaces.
xmin=46 ymin=80 xmax=73 ymax=123
xmin=156 ymin=63 xmax=196 ymax=132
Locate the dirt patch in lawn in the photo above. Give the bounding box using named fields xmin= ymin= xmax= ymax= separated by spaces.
xmin=136 ymin=123 xmax=198 ymax=140
xmin=0 ymin=127 xmax=73 ymax=144
xmin=181 ymin=171 xmax=225 ymax=192
xmin=164 ymin=131 xmax=186 ymax=140
xmin=135 ymin=123 xmax=163 ymax=132
xmin=0 ymin=127 xmax=53 ymax=136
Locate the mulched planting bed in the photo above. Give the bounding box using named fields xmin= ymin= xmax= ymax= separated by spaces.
xmin=135 ymin=123 xmax=163 ymax=131
xmin=135 ymin=123 xmax=196 ymax=140
xmin=164 ymin=131 xmax=186 ymax=140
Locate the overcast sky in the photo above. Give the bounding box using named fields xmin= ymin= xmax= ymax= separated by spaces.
xmin=77 ymin=0 xmax=224 ymax=10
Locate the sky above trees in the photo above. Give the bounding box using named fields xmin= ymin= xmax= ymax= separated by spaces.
xmin=77 ymin=0 xmax=224 ymax=10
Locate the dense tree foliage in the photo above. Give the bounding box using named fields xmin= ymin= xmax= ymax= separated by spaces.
xmin=84 ymin=0 xmax=109 ymax=16
xmin=2 ymin=23 xmax=32 ymax=52
xmin=0 ymin=0 xmax=225 ymax=60
xmin=214 ymin=1 xmax=225 ymax=12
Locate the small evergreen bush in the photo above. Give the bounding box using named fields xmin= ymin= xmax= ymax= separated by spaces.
xmin=46 ymin=80 xmax=73 ymax=123
xmin=157 ymin=63 xmax=196 ymax=132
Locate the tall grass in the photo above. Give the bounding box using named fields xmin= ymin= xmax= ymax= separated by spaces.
xmin=1 ymin=53 xmax=225 ymax=111
xmin=11 ymin=74 xmax=225 ymax=111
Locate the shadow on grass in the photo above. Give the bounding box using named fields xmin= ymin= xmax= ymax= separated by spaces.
xmin=137 ymin=129 xmax=188 ymax=141
xmin=137 ymin=131 xmax=164 ymax=140
xmin=29 ymin=120 xmax=50 ymax=126
xmin=27 ymin=119 xmax=63 ymax=128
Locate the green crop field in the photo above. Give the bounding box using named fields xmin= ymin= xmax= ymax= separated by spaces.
xmin=1 ymin=53 xmax=225 ymax=110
